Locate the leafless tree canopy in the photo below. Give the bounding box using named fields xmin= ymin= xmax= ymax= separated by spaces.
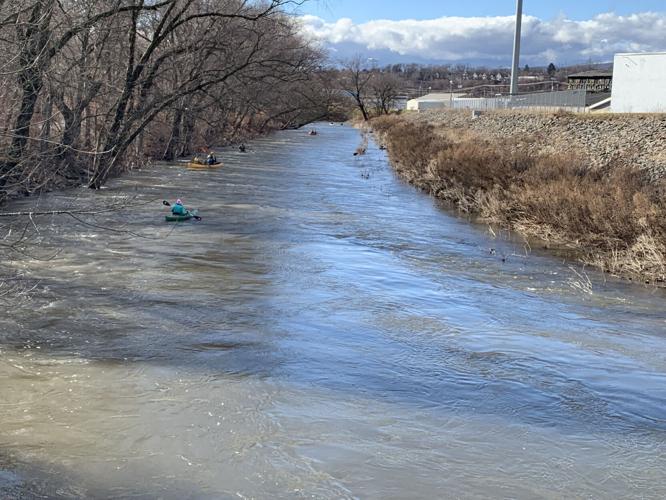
xmin=339 ymin=55 xmax=372 ymax=121
xmin=337 ymin=56 xmax=402 ymax=121
xmin=0 ymin=0 xmax=328 ymax=199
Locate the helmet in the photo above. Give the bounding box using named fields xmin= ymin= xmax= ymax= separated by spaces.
xmin=176 ymin=199 xmax=182 ymax=204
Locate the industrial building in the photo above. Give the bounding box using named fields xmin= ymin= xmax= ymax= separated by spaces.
xmin=567 ymin=71 xmax=613 ymax=92
xmin=403 ymin=52 xmax=665 ymax=114
xmin=405 ymin=93 xmax=467 ymax=112
xmin=611 ymin=52 xmax=666 ymax=113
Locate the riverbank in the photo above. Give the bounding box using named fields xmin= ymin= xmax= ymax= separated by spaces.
xmin=371 ymin=110 xmax=666 ymax=283
xmin=0 ymin=128 xmax=267 ymax=208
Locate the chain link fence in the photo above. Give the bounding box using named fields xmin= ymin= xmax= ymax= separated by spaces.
xmin=451 ymin=89 xmax=587 ymax=112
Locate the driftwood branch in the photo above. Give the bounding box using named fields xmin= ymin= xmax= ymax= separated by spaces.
xmin=0 ymin=208 xmax=120 ymax=218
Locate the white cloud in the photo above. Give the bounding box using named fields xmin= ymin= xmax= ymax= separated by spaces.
xmin=298 ymin=12 xmax=666 ymax=64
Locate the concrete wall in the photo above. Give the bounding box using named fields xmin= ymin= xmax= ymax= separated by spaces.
xmin=612 ymin=52 xmax=666 ymax=113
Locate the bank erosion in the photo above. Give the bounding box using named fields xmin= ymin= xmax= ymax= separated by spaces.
xmin=372 ymin=110 xmax=666 ymax=283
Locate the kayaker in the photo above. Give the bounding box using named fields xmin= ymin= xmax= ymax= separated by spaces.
xmin=239 ymin=144 xmax=246 ymax=152
xmin=206 ymin=151 xmax=217 ymax=165
xmin=171 ymin=199 xmax=188 ymax=216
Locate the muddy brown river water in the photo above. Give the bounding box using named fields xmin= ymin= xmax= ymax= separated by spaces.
xmin=1 ymin=124 xmax=666 ymax=498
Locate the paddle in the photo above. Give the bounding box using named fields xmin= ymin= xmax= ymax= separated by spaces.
xmin=162 ymin=200 xmax=202 ymax=221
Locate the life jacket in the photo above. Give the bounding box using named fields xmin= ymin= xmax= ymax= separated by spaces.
xmin=171 ymin=203 xmax=187 ymax=215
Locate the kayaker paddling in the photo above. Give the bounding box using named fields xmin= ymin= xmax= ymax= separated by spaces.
xmin=162 ymin=199 xmax=202 ymax=221
xmin=171 ymin=198 xmax=188 ymax=216
xmin=206 ymin=151 xmax=218 ymax=165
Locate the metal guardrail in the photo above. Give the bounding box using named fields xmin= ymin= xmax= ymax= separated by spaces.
xmin=450 ymin=89 xmax=587 ymax=112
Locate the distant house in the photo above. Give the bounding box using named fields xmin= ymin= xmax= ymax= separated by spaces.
xmin=567 ymin=71 xmax=613 ymax=92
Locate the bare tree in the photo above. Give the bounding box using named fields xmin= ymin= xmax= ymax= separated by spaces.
xmin=370 ymin=72 xmax=401 ymax=115
xmin=340 ymin=55 xmax=372 ymax=121
xmin=0 ymin=0 xmax=328 ymax=198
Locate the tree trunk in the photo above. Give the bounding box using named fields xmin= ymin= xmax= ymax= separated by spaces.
xmin=9 ymin=73 xmax=44 ymax=162
xmin=162 ymin=108 xmax=182 ymax=161
xmin=178 ymin=111 xmax=195 ymax=157
xmin=39 ymin=95 xmax=53 ymax=154
xmin=8 ymin=0 xmax=54 ymax=163
xmin=357 ymin=97 xmax=369 ymax=121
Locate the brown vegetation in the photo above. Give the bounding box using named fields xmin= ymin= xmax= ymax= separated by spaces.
xmin=372 ymin=115 xmax=666 ymax=283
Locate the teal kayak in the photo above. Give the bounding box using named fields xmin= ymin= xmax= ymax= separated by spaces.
xmin=165 ymin=209 xmax=198 ymax=222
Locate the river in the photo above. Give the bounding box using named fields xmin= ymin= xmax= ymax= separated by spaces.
xmin=1 ymin=124 xmax=665 ymax=499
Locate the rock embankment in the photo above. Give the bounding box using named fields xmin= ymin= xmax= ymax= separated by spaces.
xmin=407 ymin=110 xmax=666 ymax=180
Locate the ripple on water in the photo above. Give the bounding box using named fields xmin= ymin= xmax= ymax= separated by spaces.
xmin=1 ymin=124 xmax=666 ymax=498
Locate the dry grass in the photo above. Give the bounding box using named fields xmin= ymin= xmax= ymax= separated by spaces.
xmin=372 ymin=115 xmax=666 ymax=283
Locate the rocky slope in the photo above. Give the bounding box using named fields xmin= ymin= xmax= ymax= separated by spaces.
xmin=407 ymin=110 xmax=666 ymax=180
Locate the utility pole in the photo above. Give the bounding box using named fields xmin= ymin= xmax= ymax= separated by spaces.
xmin=509 ymin=0 xmax=523 ymax=95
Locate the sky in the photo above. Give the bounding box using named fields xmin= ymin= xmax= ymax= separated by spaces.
xmin=296 ymin=1 xmax=666 ymax=66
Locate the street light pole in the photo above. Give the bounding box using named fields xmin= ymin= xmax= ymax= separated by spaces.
xmin=509 ymin=0 xmax=523 ymax=95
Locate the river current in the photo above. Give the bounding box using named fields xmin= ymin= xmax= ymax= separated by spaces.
xmin=1 ymin=124 xmax=665 ymax=498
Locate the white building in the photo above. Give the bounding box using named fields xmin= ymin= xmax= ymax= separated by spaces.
xmin=406 ymin=93 xmax=467 ymax=112
xmin=612 ymin=52 xmax=666 ymax=113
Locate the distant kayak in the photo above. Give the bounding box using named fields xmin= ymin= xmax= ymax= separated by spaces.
xmin=165 ymin=209 xmax=198 ymax=222
xmin=187 ymin=161 xmax=221 ymax=169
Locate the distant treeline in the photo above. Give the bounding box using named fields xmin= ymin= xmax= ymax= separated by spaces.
xmin=0 ymin=0 xmax=336 ymax=202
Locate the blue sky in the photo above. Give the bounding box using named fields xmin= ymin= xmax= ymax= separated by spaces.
xmin=298 ymin=1 xmax=666 ymax=65
xmin=300 ymin=0 xmax=666 ymax=23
